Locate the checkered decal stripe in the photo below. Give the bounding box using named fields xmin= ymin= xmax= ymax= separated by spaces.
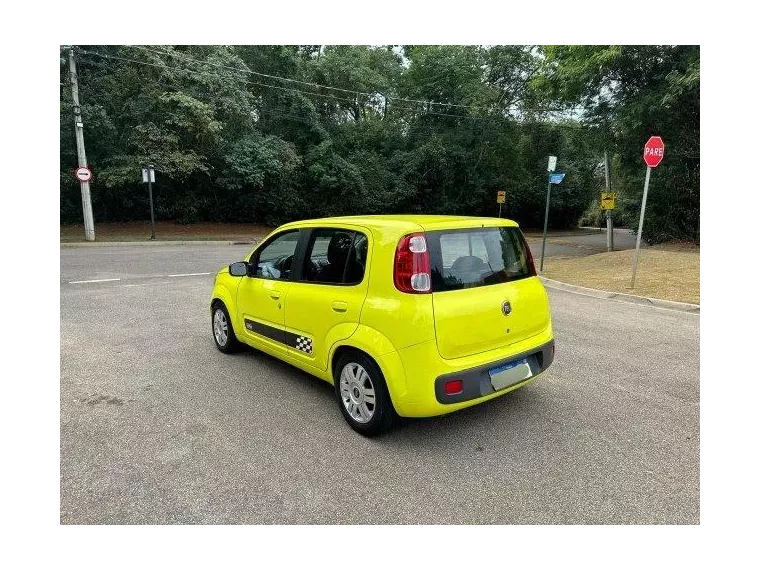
xmin=243 ymin=319 xmax=313 ymax=355
xmin=295 ymin=336 xmax=313 ymax=354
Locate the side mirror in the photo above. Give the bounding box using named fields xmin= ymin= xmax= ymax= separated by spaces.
xmin=229 ymin=261 xmax=248 ymax=277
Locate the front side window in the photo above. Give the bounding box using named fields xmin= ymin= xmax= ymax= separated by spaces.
xmin=427 ymin=227 xmax=533 ymax=292
xmin=302 ymin=228 xmax=367 ymax=285
xmin=253 ymin=230 xmax=300 ymax=280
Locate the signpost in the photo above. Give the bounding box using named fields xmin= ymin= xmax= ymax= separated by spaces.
xmin=496 ymin=190 xmax=506 ymax=217
xmin=603 ymin=150 xmax=614 ymax=252
xmin=630 ymin=136 xmax=665 ymax=289
xmin=74 ymin=166 xmax=92 ymax=182
xmin=540 ymin=156 xmax=558 ymax=272
xmin=142 ymin=165 xmax=156 ymax=240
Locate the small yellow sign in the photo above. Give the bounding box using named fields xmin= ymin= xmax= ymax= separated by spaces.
xmin=496 ymin=191 xmax=506 ymax=204
xmin=601 ymin=192 xmax=616 ymax=210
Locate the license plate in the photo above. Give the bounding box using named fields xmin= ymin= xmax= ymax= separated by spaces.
xmin=489 ymin=358 xmax=533 ymax=391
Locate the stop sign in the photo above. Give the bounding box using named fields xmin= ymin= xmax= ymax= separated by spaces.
xmin=643 ymin=136 xmax=665 ymax=168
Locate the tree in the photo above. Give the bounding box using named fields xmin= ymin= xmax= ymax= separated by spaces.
xmin=537 ymin=45 xmax=700 ymax=243
xmin=60 ymin=45 xmax=696 ymax=243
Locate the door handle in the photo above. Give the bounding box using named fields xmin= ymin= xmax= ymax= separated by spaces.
xmin=269 ymin=292 xmax=281 ymax=300
xmin=332 ymin=301 xmax=348 ymax=313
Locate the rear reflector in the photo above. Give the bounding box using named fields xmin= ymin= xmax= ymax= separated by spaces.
xmin=444 ymin=379 xmax=464 ymax=395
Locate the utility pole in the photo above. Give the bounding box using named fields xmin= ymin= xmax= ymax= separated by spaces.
xmin=604 ymin=150 xmax=614 ymax=252
xmin=68 ymin=48 xmax=95 ymax=241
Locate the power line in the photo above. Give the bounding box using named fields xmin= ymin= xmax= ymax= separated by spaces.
xmin=75 ymin=48 xmax=361 ymax=107
xmin=75 ymin=47 xmax=518 ymax=122
xmin=129 ymin=44 xmax=488 ymax=111
xmin=133 ymin=44 xmax=584 ymax=115
xmin=78 ymin=45 xmax=581 ymax=118
xmin=256 ymin=107 xmax=495 ymax=137
xmin=72 ymin=52 xmax=500 ymax=145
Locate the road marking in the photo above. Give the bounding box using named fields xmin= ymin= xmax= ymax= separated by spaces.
xmin=68 ymin=273 xmax=210 ymax=285
xmin=544 ymin=284 xmax=700 ymax=316
xmin=68 ymin=278 xmax=121 ymax=284
xmin=167 ymin=272 xmax=211 ymax=277
xmin=124 ymin=281 xmax=173 ymax=287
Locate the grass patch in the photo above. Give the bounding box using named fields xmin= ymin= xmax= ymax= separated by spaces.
xmin=542 ymin=245 xmax=699 ymax=305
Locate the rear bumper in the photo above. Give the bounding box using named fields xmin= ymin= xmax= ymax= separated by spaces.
xmin=390 ymin=324 xmax=554 ymax=418
xmin=434 ymin=339 xmax=554 ymax=404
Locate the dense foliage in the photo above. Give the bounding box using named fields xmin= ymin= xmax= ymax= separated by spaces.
xmin=60 ymin=45 xmax=699 ymax=242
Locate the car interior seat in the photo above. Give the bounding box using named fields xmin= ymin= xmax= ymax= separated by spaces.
xmin=316 ymin=233 xmax=363 ymax=284
xmin=450 ymin=255 xmax=488 ymax=273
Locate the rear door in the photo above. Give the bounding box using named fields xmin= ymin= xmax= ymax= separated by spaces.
xmin=284 ymin=226 xmax=371 ymax=371
xmin=427 ymin=226 xmax=550 ymax=360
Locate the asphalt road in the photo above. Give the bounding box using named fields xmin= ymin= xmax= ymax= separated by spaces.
xmin=524 ymin=228 xmax=640 ymax=259
xmin=60 ymin=241 xmax=698 ymax=524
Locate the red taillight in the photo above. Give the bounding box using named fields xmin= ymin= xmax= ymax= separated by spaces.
xmin=444 ymin=379 xmax=463 ymax=395
xmin=394 ymin=233 xmax=431 ymax=293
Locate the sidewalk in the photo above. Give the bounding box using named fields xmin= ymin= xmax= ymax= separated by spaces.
xmin=60 ymin=221 xmax=271 ymax=244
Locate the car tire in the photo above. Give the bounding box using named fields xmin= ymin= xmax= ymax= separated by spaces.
xmin=211 ymin=301 xmax=242 ymax=353
xmin=334 ymin=351 xmax=396 ymax=437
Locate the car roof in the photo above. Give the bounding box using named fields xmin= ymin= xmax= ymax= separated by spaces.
xmin=279 ymin=215 xmax=520 ymax=233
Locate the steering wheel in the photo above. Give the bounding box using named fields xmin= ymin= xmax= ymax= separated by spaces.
xmin=276 ymin=255 xmax=294 ymax=275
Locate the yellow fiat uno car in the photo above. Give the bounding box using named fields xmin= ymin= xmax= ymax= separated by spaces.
xmin=210 ymin=215 xmax=554 ymax=436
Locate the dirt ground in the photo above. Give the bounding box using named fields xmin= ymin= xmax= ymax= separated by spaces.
xmin=60 ymin=221 xmax=272 ymax=242
xmin=542 ymin=246 xmax=700 ymax=305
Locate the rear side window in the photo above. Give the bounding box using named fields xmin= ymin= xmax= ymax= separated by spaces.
xmin=427 ymin=227 xmax=533 ymax=292
xmin=302 ymin=228 xmax=367 ymax=285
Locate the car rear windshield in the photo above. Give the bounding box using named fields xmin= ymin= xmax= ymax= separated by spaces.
xmin=427 ymin=227 xmax=533 ymax=292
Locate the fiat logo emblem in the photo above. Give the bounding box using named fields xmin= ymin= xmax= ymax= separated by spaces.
xmin=501 ymin=301 xmax=512 ymax=316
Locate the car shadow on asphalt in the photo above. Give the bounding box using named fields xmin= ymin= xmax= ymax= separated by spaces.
xmin=392 ymin=387 xmax=546 ymax=437
xmin=232 ymin=344 xmax=336 ymax=398
xmin=231 ymin=344 xmax=550 ymax=445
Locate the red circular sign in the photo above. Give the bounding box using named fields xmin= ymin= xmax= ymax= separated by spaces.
xmin=74 ymin=166 xmax=92 ymax=182
xmin=643 ymin=136 xmax=665 ymax=168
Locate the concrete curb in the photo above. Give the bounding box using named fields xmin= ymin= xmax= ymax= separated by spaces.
xmin=539 ymin=276 xmax=700 ymax=314
xmin=61 ymin=240 xmax=258 ymax=247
